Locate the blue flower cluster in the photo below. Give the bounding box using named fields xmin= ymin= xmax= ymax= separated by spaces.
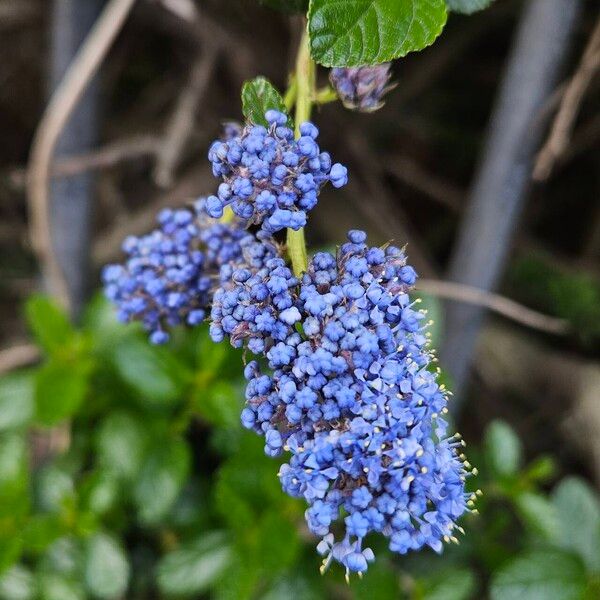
xmin=204 ymin=110 xmax=348 ymax=233
xmin=211 ymin=229 xmax=474 ymax=577
xmin=102 ymin=206 xmax=251 ymax=344
xmin=330 ymin=64 xmax=395 ymax=112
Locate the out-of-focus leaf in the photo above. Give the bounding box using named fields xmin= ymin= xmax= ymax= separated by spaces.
xmin=79 ymin=471 xmax=119 ymax=516
xmin=0 ymin=372 xmax=34 ymax=432
xmin=37 ymin=573 xmax=85 ymax=600
xmin=35 ymin=465 xmax=74 ymax=513
xmin=193 ymin=380 xmax=242 ymax=428
xmin=113 ymin=338 xmax=187 ymax=406
xmin=446 ymin=0 xmax=494 ymax=14
xmin=552 ymin=477 xmax=600 ymax=572
xmin=524 ymin=455 xmax=556 ymax=484
xmin=157 ymin=531 xmax=233 ymax=597
xmin=353 ymin=560 xmax=399 ymax=599
xmin=133 ymin=438 xmax=190 ymax=525
xmin=83 ymin=533 xmax=129 ymax=600
xmin=241 ymin=77 xmax=289 ymax=127
xmin=95 ymin=411 xmax=148 ymax=480
xmin=21 ymin=515 xmax=64 ymax=553
xmin=261 ymin=574 xmax=321 ymax=600
xmin=40 ymin=538 xmax=82 ymax=578
xmin=0 ymin=538 xmax=22 ymax=582
xmin=82 ymin=294 xmax=132 ymax=352
xmin=25 ymin=295 xmax=75 ymax=355
xmin=484 ymin=420 xmax=522 ymax=478
xmin=34 ymin=359 xmax=90 ymax=426
xmin=0 ymin=433 xmax=28 ymax=514
xmin=308 ymin=0 xmax=447 ymax=67
xmin=0 ymin=565 xmax=34 ymax=600
xmin=514 ymin=492 xmax=559 ymax=542
xmin=256 ymin=512 xmax=301 ymax=574
xmin=490 ymin=549 xmax=586 ymax=600
xmin=420 ymin=568 xmax=476 ymax=600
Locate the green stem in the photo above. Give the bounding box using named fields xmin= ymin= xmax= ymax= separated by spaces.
xmin=314 ymin=85 xmax=338 ymax=105
xmin=287 ymin=27 xmax=314 ymax=277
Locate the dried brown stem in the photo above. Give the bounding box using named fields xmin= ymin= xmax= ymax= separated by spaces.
xmin=417 ymin=279 xmax=569 ymax=335
xmin=533 ymin=16 xmax=600 ymax=180
xmin=26 ymin=0 xmax=137 ymax=309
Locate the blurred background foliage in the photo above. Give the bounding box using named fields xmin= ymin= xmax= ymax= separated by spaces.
xmin=0 ymin=0 xmax=599 ymax=598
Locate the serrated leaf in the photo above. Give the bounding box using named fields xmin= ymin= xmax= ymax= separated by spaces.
xmin=420 ymin=568 xmax=476 ymax=600
xmin=514 ymin=492 xmax=559 ymax=542
xmin=0 ymin=565 xmax=34 ymax=600
xmin=0 ymin=372 xmax=34 ymax=432
xmin=241 ymin=77 xmax=289 ymax=127
xmin=95 ymin=411 xmax=148 ymax=480
xmin=490 ymin=550 xmax=586 ymax=600
xmin=552 ymin=477 xmax=600 ymax=572
xmin=113 ymin=338 xmax=186 ymax=407
xmin=446 ymin=0 xmax=494 ymax=15
xmin=25 ymin=295 xmax=75 ymax=355
xmin=133 ymin=438 xmax=190 ymax=525
xmin=157 ymin=531 xmax=232 ymax=596
xmin=308 ymin=0 xmax=448 ymax=67
xmin=84 ymin=533 xmax=129 ymax=600
xmin=484 ymin=420 xmax=522 ymax=478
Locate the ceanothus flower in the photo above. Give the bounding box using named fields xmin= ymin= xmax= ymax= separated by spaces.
xmin=212 ymin=229 xmax=475 ymax=577
xmin=329 ymin=64 xmax=395 ymax=112
xmin=102 ymin=205 xmax=252 ymax=344
xmin=204 ymin=110 xmax=348 ymax=233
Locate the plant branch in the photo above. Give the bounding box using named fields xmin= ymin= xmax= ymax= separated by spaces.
xmin=26 ymin=0 xmax=137 ymax=309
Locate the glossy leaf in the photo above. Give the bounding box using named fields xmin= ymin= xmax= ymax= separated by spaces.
xmin=157 ymin=531 xmax=233 ymax=596
xmin=308 ymin=0 xmax=448 ymax=67
xmin=241 ymin=77 xmax=289 ymax=127
xmin=490 ymin=550 xmax=586 ymax=600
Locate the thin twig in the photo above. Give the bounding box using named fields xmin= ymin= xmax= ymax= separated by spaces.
xmin=26 ymin=0 xmax=137 ymax=309
xmin=533 ymin=16 xmax=600 ymax=180
xmin=417 ymin=279 xmax=570 ymax=335
xmin=154 ymin=47 xmax=218 ymax=188
xmin=0 ymin=344 xmax=40 ymax=375
xmin=11 ymin=135 xmax=161 ymax=187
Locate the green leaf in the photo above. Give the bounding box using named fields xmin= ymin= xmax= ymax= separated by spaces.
xmin=420 ymin=568 xmax=476 ymax=600
xmin=241 ymin=77 xmax=288 ymax=127
xmin=133 ymin=438 xmax=190 ymax=525
xmin=0 ymin=372 xmax=34 ymax=432
xmin=25 ymin=296 xmax=75 ymax=355
xmin=353 ymin=561 xmax=399 ymax=599
xmin=95 ymin=411 xmax=148 ymax=480
xmin=308 ymin=0 xmax=448 ymax=67
xmin=34 ymin=359 xmax=90 ymax=426
xmin=484 ymin=420 xmax=522 ymax=478
xmin=37 ymin=573 xmax=85 ymax=600
xmin=21 ymin=515 xmax=64 ymax=553
xmin=414 ymin=291 xmax=443 ymax=348
xmin=35 ymin=465 xmax=74 ymax=513
xmin=0 ymin=433 xmax=28 ymax=514
xmin=514 ymin=492 xmax=559 ymax=542
xmin=552 ymin=477 xmax=600 ymax=572
xmin=446 ymin=0 xmax=494 ymax=15
xmin=113 ymin=338 xmax=186 ymax=407
xmin=79 ymin=471 xmax=119 ymax=516
xmin=260 ymin=0 xmax=308 ymax=13
xmin=490 ymin=549 xmax=587 ymax=600
xmin=193 ymin=381 xmax=242 ymax=428
xmin=0 ymin=565 xmax=34 ymax=600
xmin=256 ymin=512 xmax=301 ymax=575
xmin=40 ymin=538 xmax=82 ymax=578
xmin=157 ymin=531 xmax=233 ymax=597
xmin=83 ymin=533 xmax=129 ymax=600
